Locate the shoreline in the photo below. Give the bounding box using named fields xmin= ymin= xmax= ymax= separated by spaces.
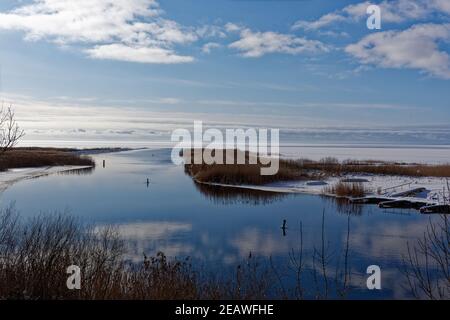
xmin=194 ymin=173 xmax=450 ymax=211
xmin=72 ymin=147 xmax=142 ymax=155
xmin=0 ymin=147 xmax=136 ymax=194
xmin=0 ymin=165 xmax=94 ymax=194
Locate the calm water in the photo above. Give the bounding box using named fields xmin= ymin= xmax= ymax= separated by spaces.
xmin=0 ymin=149 xmax=438 ymax=299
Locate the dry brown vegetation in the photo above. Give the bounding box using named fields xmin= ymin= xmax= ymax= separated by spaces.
xmin=0 ymin=207 xmax=358 ymax=300
xmin=184 ymin=149 xmax=313 ymax=185
xmin=0 ymin=207 xmax=272 ymax=300
xmin=298 ymin=157 xmax=450 ymax=178
xmin=324 ymin=182 xmax=368 ymax=198
xmin=403 ymin=215 xmax=450 ymax=299
xmin=0 ymin=148 xmax=95 ymax=171
xmin=184 ymin=150 xmax=450 ymax=187
xmin=187 ymin=163 xmax=306 ymax=185
xmin=2 ymin=207 xmax=445 ymax=300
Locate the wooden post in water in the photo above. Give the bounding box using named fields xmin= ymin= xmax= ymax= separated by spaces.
xmin=103 ymin=160 xmax=105 ymax=168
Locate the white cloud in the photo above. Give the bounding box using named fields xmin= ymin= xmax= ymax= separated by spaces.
xmin=344 ymin=0 xmax=431 ymax=23
xmin=429 ymin=0 xmax=450 ymax=15
xmin=0 ymin=1 xmax=336 ymax=62
xmin=229 ymin=28 xmax=330 ymax=58
xmin=157 ymin=97 xmax=182 ymax=104
xmin=293 ymin=0 xmax=448 ymax=31
xmin=201 ymin=42 xmax=221 ymax=54
xmin=196 ymin=25 xmax=227 ymax=39
xmin=224 ymin=22 xmax=242 ymax=33
xmin=0 ymin=0 xmax=197 ymax=63
xmin=197 ymin=99 xmax=409 ymax=110
xmin=345 ymin=23 xmax=450 ymax=79
xmin=293 ymin=1 xmax=450 ymax=79
xmin=85 ymin=43 xmax=194 ymax=64
xmin=292 ymin=13 xmax=347 ymax=31
xmin=317 ymin=30 xmax=350 ymax=38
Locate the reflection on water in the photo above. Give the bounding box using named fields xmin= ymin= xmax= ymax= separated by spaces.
xmin=321 ymin=196 xmax=364 ymax=216
xmin=0 ymin=148 xmax=444 ymax=299
xmin=98 ymin=221 xmax=193 ymax=263
xmin=57 ymin=166 xmax=95 ymax=176
xmin=193 ymin=182 xmax=288 ymax=206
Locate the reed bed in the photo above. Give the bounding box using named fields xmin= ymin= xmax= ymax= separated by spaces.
xmin=324 ymin=182 xmax=368 ymax=198
xmin=0 ymin=207 xmax=271 ymax=300
xmin=0 ymin=148 xmax=95 ymax=171
xmin=183 ymin=149 xmax=314 ymax=185
xmin=1 ymin=207 xmax=447 ymax=300
xmin=184 ymin=150 xmax=450 ymax=187
xmin=297 ymin=158 xmax=450 ymax=178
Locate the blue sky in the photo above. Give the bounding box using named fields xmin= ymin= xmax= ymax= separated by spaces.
xmin=0 ymin=0 xmax=449 ymax=145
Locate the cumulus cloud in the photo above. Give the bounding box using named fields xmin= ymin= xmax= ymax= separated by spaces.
xmin=196 ymin=25 xmax=227 ymax=39
xmin=293 ymin=12 xmax=347 ymax=31
xmin=229 ymin=28 xmax=330 ymax=58
xmin=430 ymin=0 xmax=450 ymax=15
xmin=201 ymin=42 xmax=221 ymax=54
xmin=0 ymin=1 xmax=329 ymax=62
xmin=85 ymin=44 xmax=194 ymax=64
xmin=292 ymin=0 xmax=450 ymax=79
xmin=224 ymin=22 xmax=243 ymax=33
xmin=293 ymin=0 xmax=448 ymax=31
xmin=345 ymin=23 xmax=450 ymax=79
xmin=345 ymin=0 xmax=431 ymax=23
xmin=0 ymin=0 xmax=196 ymax=63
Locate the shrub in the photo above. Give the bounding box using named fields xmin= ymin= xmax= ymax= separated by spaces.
xmin=325 ymin=182 xmax=367 ymax=198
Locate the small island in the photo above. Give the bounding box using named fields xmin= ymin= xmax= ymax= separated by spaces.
xmin=184 ymin=148 xmax=450 ymax=214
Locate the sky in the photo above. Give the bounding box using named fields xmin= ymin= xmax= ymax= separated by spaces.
xmin=0 ymin=0 xmax=449 ymax=146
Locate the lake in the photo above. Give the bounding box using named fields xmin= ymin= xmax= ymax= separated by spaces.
xmin=0 ymin=148 xmax=441 ymax=299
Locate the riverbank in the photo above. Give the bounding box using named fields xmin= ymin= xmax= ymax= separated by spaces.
xmin=0 ymin=148 xmax=96 ymax=171
xmin=0 ymin=165 xmax=94 ymax=193
xmin=1 ymin=147 xmax=448 ymax=299
xmin=195 ymin=173 xmax=448 ymax=202
xmin=184 ymin=149 xmax=450 ymax=212
xmin=0 ymin=147 xmax=133 ymax=193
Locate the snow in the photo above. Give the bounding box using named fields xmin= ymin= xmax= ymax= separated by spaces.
xmin=280 ymin=145 xmax=450 ymax=164
xmin=197 ymin=174 xmax=450 ymax=206
xmin=0 ymin=166 xmax=93 ymax=193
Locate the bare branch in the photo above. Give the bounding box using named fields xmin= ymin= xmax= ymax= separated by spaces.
xmin=0 ymin=104 xmax=25 ymax=154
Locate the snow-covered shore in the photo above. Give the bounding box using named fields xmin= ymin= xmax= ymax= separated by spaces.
xmin=196 ymin=174 xmax=450 ymax=207
xmin=0 ymin=166 xmax=93 ymax=193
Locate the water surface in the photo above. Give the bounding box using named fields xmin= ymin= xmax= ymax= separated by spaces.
xmin=0 ymin=148 xmax=438 ymax=299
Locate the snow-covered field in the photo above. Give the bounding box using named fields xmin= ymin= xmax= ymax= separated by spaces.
xmin=193 ymin=144 xmax=450 ymax=207
xmin=198 ymin=174 xmax=450 ymax=208
xmin=0 ymin=166 xmax=93 ymax=193
xmin=280 ymin=145 xmax=450 ymax=164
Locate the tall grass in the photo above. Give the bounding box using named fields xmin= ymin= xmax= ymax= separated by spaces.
xmin=324 ymin=182 xmax=368 ymax=198
xmin=3 ymin=207 xmax=445 ymax=299
xmin=184 ymin=149 xmax=450 ymax=187
xmin=0 ymin=148 xmax=94 ymax=171
xmin=0 ymin=207 xmax=273 ymax=300
xmin=0 ymin=207 xmax=365 ymax=300
xmin=0 ymin=207 xmax=122 ymax=299
xmin=402 ymin=215 xmax=450 ymax=299
xmin=299 ymin=158 xmax=450 ymax=178
xmin=183 ymin=149 xmax=314 ymax=185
